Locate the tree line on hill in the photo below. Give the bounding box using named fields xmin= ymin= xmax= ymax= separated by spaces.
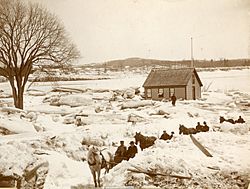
xmin=89 ymin=58 xmax=250 ymax=70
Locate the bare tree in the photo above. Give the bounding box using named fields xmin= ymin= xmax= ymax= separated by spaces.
xmin=0 ymin=0 xmax=79 ymax=109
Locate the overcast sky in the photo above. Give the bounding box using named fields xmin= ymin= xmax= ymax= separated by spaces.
xmin=36 ymin=0 xmax=250 ymax=64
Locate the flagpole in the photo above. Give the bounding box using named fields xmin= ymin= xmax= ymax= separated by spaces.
xmin=191 ymin=37 xmax=194 ymax=67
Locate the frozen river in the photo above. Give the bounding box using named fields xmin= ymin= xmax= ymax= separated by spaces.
xmin=0 ymin=68 xmax=250 ymax=93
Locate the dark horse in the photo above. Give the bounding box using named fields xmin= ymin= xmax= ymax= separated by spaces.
xmin=179 ymin=124 xmax=197 ymax=135
xmin=219 ymin=116 xmax=235 ymax=124
xmin=134 ymin=132 xmax=157 ymax=151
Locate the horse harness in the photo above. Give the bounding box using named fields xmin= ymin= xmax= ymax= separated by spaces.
xmin=88 ymin=151 xmax=106 ymax=168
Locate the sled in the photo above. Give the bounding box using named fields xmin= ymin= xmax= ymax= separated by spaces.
xmin=128 ymin=165 xmax=192 ymax=180
xmin=190 ymin=134 xmax=213 ymax=157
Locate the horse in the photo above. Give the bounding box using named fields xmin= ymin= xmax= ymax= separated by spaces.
xmin=134 ymin=132 xmax=157 ymax=151
xmin=219 ymin=116 xmax=235 ymax=124
xmin=87 ymin=146 xmax=113 ymax=187
xmin=179 ymin=124 xmax=197 ymax=135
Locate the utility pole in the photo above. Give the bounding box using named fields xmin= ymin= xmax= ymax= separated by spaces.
xmin=191 ymin=37 xmax=194 ymax=67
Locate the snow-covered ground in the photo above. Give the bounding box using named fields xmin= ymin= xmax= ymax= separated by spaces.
xmin=0 ymin=68 xmax=250 ymax=189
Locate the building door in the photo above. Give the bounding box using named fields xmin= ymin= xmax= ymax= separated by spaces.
xmin=192 ymin=86 xmax=196 ymax=100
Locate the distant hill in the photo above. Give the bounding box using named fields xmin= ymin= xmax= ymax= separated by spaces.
xmin=87 ymin=57 xmax=250 ymax=69
xmin=90 ymin=57 xmax=186 ymax=68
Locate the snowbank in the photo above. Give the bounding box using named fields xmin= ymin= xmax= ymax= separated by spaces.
xmin=0 ymin=114 xmax=37 ymax=133
xmin=56 ymin=94 xmax=93 ymax=107
xmin=219 ymin=122 xmax=250 ymax=135
xmin=104 ymin=133 xmax=250 ymax=188
xmin=43 ymin=151 xmax=90 ymax=189
xmin=0 ymin=69 xmax=249 ymax=189
xmin=121 ymin=100 xmax=154 ymax=109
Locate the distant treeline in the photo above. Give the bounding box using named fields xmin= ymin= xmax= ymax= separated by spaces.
xmin=190 ymin=59 xmax=249 ymax=68
xmin=0 ymin=58 xmax=249 ymax=83
xmin=90 ymin=58 xmax=250 ymax=69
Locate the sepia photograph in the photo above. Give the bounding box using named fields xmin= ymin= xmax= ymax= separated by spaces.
xmin=0 ymin=0 xmax=250 ymax=188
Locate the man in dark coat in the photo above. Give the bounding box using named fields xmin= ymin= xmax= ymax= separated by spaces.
xmin=171 ymin=94 xmax=177 ymax=106
xmin=236 ymin=116 xmax=245 ymax=123
xmin=126 ymin=141 xmax=138 ymax=160
xmin=114 ymin=141 xmax=127 ymax=164
xmin=160 ymin=130 xmax=170 ymax=140
xmin=160 ymin=131 xmax=174 ymax=140
xmin=196 ymin=122 xmax=202 ymax=133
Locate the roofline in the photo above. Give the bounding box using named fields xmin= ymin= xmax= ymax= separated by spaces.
xmin=193 ymin=69 xmax=203 ymax=86
xmin=151 ymin=67 xmax=194 ymax=71
xmin=142 ymin=67 xmax=203 ymax=87
xmin=144 ymin=85 xmax=186 ymax=88
xmin=142 ymin=69 xmax=154 ymax=87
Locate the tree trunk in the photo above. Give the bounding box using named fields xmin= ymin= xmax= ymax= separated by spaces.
xmin=9 ymin=79 xmax=24 ymax=109
xmin=16 ymin=89 xmax=24 ymax=109
xmin=12 ymin=89 xmax=24 ymax=109
xmin=15 ymin=83 xmax=24 ymax=109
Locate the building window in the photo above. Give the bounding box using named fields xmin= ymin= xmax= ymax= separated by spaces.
xmin=192 ymin=75 xmax=195 ymax=84
xmin=147 ymin=89 xmax=152 ymax=98
xmin=170 ymin=88 xmax=175 ymax=97
xmin=158 ymin=88 xmax=164 ymax=97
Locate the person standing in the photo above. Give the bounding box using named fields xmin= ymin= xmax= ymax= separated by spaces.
xmin=171 ymin=94 xmax=177 ymax=106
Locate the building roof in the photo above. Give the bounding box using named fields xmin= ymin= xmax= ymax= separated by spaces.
xmin=143 ymin=68 xmax=203 ymax=87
